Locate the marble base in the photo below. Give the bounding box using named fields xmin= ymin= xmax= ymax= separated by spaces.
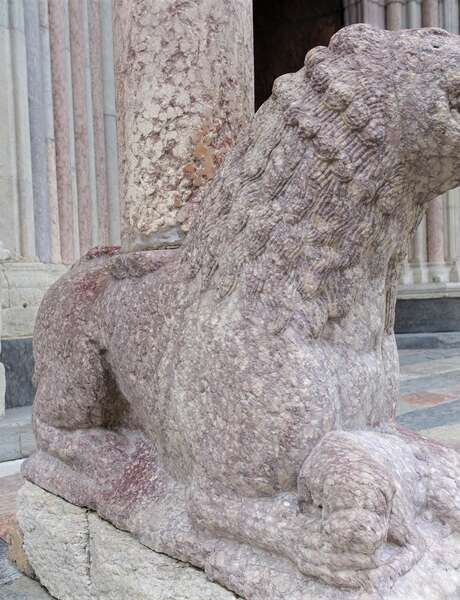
xmin=15 ymin=481 xmax=460 ymax=600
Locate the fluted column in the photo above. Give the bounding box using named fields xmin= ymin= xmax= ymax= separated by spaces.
xmin=113 ymin=0 xmax=254 ymax=251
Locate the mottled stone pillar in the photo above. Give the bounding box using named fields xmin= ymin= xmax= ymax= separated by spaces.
xmin=113 ymin=0 xmax=254 ymax=250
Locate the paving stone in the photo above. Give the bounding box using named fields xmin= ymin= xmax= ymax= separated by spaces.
xmin=417 ymin=423 xmax=460 ymax=449
xmin=0 ymin=475 xmax=23 ymax=542
xmin=0 ymin=432 xmax=21 ymax=462
xmin=400 ymin=391 xmax=457 ymax=407
xmin=0 ymin=525 xmax=51 ymax=599
xmin=397 ymin=398 xmax=460 ymax=431
xmin=396 ymin=332 xmax=460 ymax=350
xmin=400 ymin=371 xmax=460 ymax=395
xmin=0 ymin=540 xmax=19 ymax=586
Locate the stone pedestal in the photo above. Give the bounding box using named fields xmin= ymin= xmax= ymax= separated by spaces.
xmin=16 ymin=482 xmax=238 ymax=600
xmin=16 ymin=482 xmax=460 ymax=600
xmin=112 ymin=0 xmax=254 ymax=250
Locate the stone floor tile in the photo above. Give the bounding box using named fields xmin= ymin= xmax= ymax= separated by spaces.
xmin=0 ymin=475 xmax=22 ymax=527
xmin=400 ymin=391 xmax=457 ymax=407
xmin=396 ymin=398 xmax=460 ymax=431
xmin=0 ymin=541 xmax=51 ymax=599
xmin=417 ymin=423 xmax=460 ymax=450
xmin=0 ymin=407 xmax=35 ymax=462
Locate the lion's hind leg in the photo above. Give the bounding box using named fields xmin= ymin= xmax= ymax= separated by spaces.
xmin=24 ymin=337 xmax=159 ymax=528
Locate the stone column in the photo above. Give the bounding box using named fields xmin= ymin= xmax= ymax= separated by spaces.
xmin=100 ymin=0 xmax=120 ymax=245
xmin=9 ymin=0 xmax=36 ymax=259
xmin=422 ymin=0 xmax=450 ymax=283
xmin=24 ymin=0 xmax=50 ymax=263
xmin=0 ymin=1 xmax=21 ymax=258
xmin=88 ymin=0 xmax=109 ymax=246
xmin=344 ymin=0 xmax=386 ymax=27
xmin=69 ymin=0 xmax=92 ymax=255
xmin=48 ymin=0 xmax=77 ymax=264
xmin=386 ymin=0 xmax=405 ymax=29
xmin=39 ymin=0 xmax=61 ymax=264
xmin=0 ymin=245 xmax=8 ymax=417
xmin=112 ymin=0 xmax=254 ymax=251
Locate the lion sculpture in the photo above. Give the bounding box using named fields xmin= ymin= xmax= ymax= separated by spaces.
xmin=24 ymin=24 xmax=460 ymax=599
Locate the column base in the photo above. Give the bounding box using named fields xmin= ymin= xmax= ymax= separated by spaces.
xmin=15 ymin=481 xmax=460 ymax=600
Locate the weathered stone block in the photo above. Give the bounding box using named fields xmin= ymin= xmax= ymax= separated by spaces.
xmin=17 ymin=482 xmax=238 ymax=600
xmin=17 ymin=482 xmax=92 ymax=600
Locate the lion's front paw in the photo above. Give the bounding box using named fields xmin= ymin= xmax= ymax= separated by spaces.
xmin=407 ymin=433 xmax=460 ymax=533
xmin=295 ymin=431 xmax=423 ymax=588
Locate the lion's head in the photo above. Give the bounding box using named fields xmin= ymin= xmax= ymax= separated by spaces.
xmin=183 ymin=24 xmax=460 ymax=338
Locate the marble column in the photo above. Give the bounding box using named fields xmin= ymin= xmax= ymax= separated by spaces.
xmin=9 ymin=0 xmax=36 ymax=259
xmin=386 ymin=0 xmax=405 ymax=29
xmin=0 ymin=0 xmax=21 ymax=258
xmin=88 ymin=0 xmax=109 ymax=246
xmin=69 ymin=0 xmax=92 ymax=255
xmin=100 ymin=0 xmax=120 ymax=245
xmin=24 ymin=0 xmax=50 ymax=263
xmin=344 ymin=0 xmax=386 ymax=27
xmin=422 ymin=0 xmax=450 ymax=282
xmin=39 ymin=0 xmax=61 ymax=265
xmin=48 ymin=0 xmax=77 ymax=264
xmin=112 ymin=0 xmax=254 ymax=250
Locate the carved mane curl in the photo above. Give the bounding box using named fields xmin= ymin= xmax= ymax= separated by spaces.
xmin=181 ymin=25 xmax=420 ymax=337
